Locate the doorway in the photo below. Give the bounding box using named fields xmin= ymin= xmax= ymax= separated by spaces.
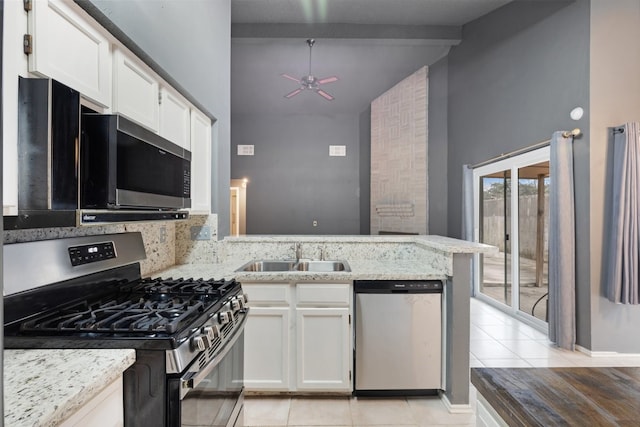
xmin=230 ymin=179 xmax=248 ymax=236
xmin=473 ymin=147 xmax=550 ymax=330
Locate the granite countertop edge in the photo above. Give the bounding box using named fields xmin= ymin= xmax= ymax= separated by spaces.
xmin=4 ymin=349 xmax=136 ymax=427
xmin=151 ymin=259 xmax=449 ymax=282
xmin=222 ymin=234 xmax=497 ymax=255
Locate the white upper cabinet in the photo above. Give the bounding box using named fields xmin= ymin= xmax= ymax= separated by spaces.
xmin=112 ymin=48 xmax=159 ymax=132
xmin=160 ymin=86 xmax=191 ymax=150
xmin=28 ymin=0 xmax=111 ymax=107
xmin=190 ymin=110 xmax=212 ymax=213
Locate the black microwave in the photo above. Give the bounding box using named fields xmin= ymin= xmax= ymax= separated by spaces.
xmin=80 ymin=114 xmax=191 ymax=211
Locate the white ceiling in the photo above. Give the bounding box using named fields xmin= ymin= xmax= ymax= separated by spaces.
xmin=230 ymin=0 xmax=514 ymax=115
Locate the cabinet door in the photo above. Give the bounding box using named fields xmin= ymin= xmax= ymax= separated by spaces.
xmin=296 ymin=307 xmax=351 ymax=391
xmin=159 ymin=86 xmax=191 ymax=150
xmin=244 ymin=306 xmax=290 ymax=391
xmin=112 ymin=48 xmax=159 ymax=132
xmin=189 ymin=110 xmax=212 ymax=213
xmin=59 ymin=377 xmax=123 ymax=427
xmin=29 ymin=0 xmax=111 ymax=106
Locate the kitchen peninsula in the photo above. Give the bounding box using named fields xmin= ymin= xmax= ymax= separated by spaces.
xmin=158 ymin=234 xmax=496 ymax=409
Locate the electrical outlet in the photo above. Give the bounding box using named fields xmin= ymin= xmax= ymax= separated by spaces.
xmin=312 ymin=220 xmax=318 ymax=227
xmin=159 ymin=226 xmax=167 ymax=243
xmin=190 ymin=226 xmax=211 ymax=241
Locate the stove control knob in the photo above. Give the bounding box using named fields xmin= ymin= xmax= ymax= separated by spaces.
xmin=230 ymin=299 xmax=242 ymax=312
xmin=238 ymin=293 xmax=248 ymax=308
xmin=218 ymin=311 xmax=232 ymax=325
xmin=202 ymin=325 xmax=220 ymax=341
xmin=191 ymin=335 xmax=210 ymax=352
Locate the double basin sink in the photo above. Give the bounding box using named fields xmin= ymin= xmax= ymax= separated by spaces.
xmin=237 ymin=259 xmax=351 ymax=273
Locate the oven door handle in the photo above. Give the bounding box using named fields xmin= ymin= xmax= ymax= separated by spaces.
xmin=181 ymin=312 xmax=248 ymax=394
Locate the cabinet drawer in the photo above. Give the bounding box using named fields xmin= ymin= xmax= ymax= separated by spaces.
xmin=243 ymin=284 xmax=290 ymax=305
xmin=296 ymin=283 xmax=350 ymax=306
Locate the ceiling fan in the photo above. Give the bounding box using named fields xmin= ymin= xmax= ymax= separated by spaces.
xmin=281 ymin=39 xmax=338 ymax=101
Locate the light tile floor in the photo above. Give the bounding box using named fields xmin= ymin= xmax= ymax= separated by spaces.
xmin=244 ymin=298 xmax=640 ymax=426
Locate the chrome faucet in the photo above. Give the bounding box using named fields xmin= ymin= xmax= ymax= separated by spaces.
xmin=295 ymin=243 xmax=302 ymax=261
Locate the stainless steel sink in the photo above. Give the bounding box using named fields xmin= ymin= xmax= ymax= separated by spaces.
xmin=294 ymin=260 xmax=350 ymax=272
xmin=237 ymin=260 xmax=298 ymax=272
xmin=236 ymin=259 xmax=350 ymax=272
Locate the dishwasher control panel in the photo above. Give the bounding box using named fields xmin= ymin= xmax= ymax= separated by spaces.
xmin=354 ymin=280 xmax=443 ymax=293
xmin=390 ymin=281 xmax=441 ymax=290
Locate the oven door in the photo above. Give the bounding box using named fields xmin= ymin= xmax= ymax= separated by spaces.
xmin=167 ymin=321 xmax=245 ymax=427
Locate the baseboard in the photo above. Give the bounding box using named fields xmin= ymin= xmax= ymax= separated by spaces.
xmin=576 ymin=345 xmax=640 ymax=358
xmin=440 ymin=391 xmax=474 ymax=414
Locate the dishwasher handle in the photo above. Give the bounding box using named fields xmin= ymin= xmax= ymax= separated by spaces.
xmin=354 ymin=280 xmax=443 ymax=294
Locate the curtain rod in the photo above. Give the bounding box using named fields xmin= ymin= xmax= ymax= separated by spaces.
xmin=613 ymin=127 xmax=624 ymax=134
xmin=471 ymin=128 xmax=581 ymax=169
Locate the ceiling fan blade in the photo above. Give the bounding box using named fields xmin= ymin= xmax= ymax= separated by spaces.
xmin=284 ymin=88 xmax=303 ymax=99
xmin=316 ymin=89 xmax=334 ymax=101
xmin=281 ymin=73 xmax=301 ymax=83
xmin=317 ymin=76 xmax=338 ymax=85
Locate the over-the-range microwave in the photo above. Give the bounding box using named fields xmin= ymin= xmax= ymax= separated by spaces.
xmin=12 ymin=77 xmax=190 ymax=228
xmin=80 ymin=113 xmax=192 ymax=212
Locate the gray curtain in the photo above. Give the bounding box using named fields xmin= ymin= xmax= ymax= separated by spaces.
xmin=606 ymin=122 xmax=640 ymax=304
xmin=548 ymin=131 xmax=576 ymax=351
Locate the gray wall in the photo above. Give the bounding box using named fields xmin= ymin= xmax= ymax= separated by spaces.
xmin=589 ymin=0 xmax=640 ymax=353
xmin=232 ymin=114 xmax=360 ymax=234
xmin=359 ymin=106 xmax=371 ymax=234
xmin=445 ymin=1 xmax=591 ymax=347
xmin=428 ymin=56 xmax=448 ymax=236
xmin=87 ymin=0 xmax=232 ymax=237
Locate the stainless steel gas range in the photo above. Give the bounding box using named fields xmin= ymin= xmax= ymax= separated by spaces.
xmin=3 ymin=232 xmax=248 ymax=427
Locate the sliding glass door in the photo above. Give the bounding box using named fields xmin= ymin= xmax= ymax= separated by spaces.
xmin=473 ymin=147 xmax=550 ymax=328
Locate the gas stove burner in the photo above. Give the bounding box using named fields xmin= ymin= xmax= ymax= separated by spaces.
xmin=140 ymin=277 xmax=239 ymax=298
xmin=159 ymin=309 xmax=183 ymax=319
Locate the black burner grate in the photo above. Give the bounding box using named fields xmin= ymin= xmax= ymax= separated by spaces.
xmin=17 ymin=277 xmax=240 ymax=336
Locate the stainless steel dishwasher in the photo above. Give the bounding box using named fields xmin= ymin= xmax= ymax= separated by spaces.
xmin=354 ymin=280 xmax=443 ymax=396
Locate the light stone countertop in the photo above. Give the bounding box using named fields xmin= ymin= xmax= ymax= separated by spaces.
xmin=152 ymin=259 xmax=449 ymax=282
xmin=153 ymin=235 xmax=494 ymax=281
xmin=4 ymin=349 xmax=136 ymax=427
xmin=223 ymin=234 xmax=497 ymax=255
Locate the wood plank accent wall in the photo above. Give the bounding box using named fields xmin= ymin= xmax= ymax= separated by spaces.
xmin=370 ymin=66 xmax=428 ymax=235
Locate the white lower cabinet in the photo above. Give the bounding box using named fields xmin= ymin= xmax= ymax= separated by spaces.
xmin=244 ymin=306 xmax=291 ymax=390
xmin=296 ymin=307 xmax=351 ymax=391
xmin=60 ymin=377 xmax=124 ymax=427
xmin=243 ymin=282 xmax=352 ymax=393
